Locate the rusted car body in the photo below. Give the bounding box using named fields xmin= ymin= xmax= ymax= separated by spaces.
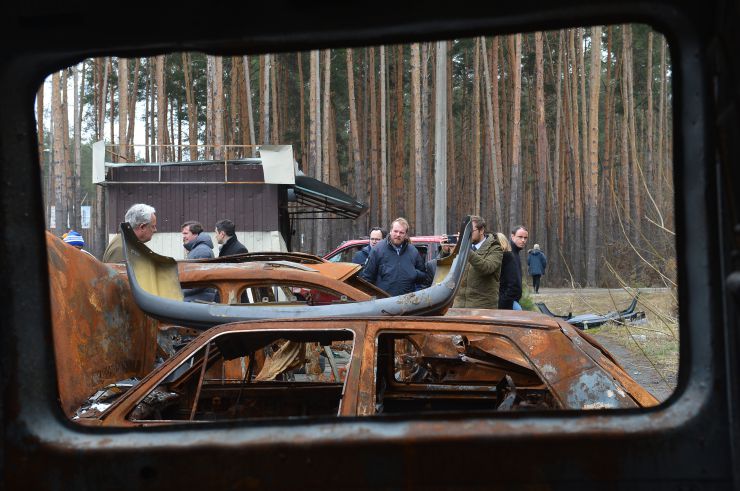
xmin=120 ymin=217 xmax=474 ymax=329
xmin=49 ymin=234 xmax=392 ymax=417
xmin=110 ymin=256 xmax=389 ymax=305
xmin=73 ymin=310 xmax=658 ymax=426
xmin=46 ymin=232 xmax=159 ymax=418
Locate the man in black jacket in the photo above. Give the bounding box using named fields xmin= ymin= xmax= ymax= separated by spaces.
xmin=214 ymin=219 xmax=249 ymax=257
xmin=352 ymin=227 xmax=385 ymax=266
xmin=499 ymin=224 xmax=529 ymax=310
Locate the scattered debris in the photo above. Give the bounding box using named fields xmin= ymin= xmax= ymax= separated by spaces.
xmin=536 ymin=293 xmax=646 ymax=330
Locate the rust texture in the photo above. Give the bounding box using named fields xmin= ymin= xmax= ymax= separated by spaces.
xmin=47 ymin=232 xmax=159 ymax=417
xmin=74 ymin=312 xmax=657 ymax=427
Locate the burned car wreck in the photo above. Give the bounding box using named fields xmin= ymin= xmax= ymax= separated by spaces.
xmin=120 ymin=217 xmax=475 ymax=329
xmin=52 ymin=214 xmax=659 ymax=427
xmin=73 ymin=312 xmax=658 ymax=426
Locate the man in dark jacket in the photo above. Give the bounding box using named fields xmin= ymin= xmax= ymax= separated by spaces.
xmin=214 ymin=219 xmax=249 ymax=257
xmin=181 ymin=220 xmax=216 ymax=302
xmin=452 ymin=216 xmax=503 ymax=308
xmin=500 ymin=224 xmax=528 ymax=310
xmin=527 ymin=243 xmax=547 ymax=293
xmin=352 ymin=227 xmax=384 ymax=266
xmin=182 ymin=221 xmax=214 ymax=259
xmin=360 ymin=218 xmax=427 ymax=296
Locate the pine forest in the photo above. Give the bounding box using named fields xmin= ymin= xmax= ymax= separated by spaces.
xmin=37 ymin=24 xmax=674 ymax=289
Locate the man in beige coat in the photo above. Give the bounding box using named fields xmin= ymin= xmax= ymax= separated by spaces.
xmin=102 ymin=203 xmax=157 ymax=263
xmin=452 ymin=216 xmax=503 ymax=308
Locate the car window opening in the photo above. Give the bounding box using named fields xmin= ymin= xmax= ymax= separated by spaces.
xmin=127 ymin=330 xmax=354 ymax=423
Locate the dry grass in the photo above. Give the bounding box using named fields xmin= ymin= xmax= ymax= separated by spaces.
xmin=529 ymin=287 xmax=678 ymax=400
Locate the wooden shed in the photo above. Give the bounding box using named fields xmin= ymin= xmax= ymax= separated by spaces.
xmin=93 ymin=143 xmax=366 ymax=259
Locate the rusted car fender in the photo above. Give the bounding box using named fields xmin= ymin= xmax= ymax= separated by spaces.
xmin=122 ymin=217 xmax=474 ymax=329
xmin=46 ymin=232 xmax=159 ymax=417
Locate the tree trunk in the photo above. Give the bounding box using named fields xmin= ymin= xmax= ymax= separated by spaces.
xmin=213 ymin=56 xmax=224 ymax=160
xmin=508 ymin=34 xmax=522 ymax=229
xmin=347 ymin=49 xmax=364 ymax=223
xmin=393 ymin=46 xmax=405 ymax=221
xmin=118 ymin=59 xmax=129 ymax=161
xmin=309 ymin=50 xmax=322 ymax=252
xmin=549 ymin=31 xmax=564 ymax=281
xmin=646 ymin=31 xmax=654 ymax=203
xmin=472 ymin=39 xmax=481 ymax=216
xmin=368 ymin=47 xmax=379 ymax=229
xmin=321 ymin=50 xmax=331 ymax=186
xmin=657 ymin=36 xmax=666 ymax=211
xmin=271 ymin=55 xmax=280 ymax=144
xmin=535 ymin=31 xmax=549 ymax=269
xmin=155 ymin=55 xmax=168 ymax=161
xmin=411 ymin=43 xmax=423 ymax=231
xmin=73 ymin=64 xmax=83 ymax=230
xmin=242 ymin=56 xmax=256 ymax=156
xmin=128 ymin=59 xmax=140 ymax=152
xmin=568 ymin=29 xmax=583 ymax=280
xmin=380 ymin=46 xmax=388 ymax=228
xmin=51 ymin=71 xmax=67 ymax=233
xmin=62 ymin=69 xmax=74 ymax=230
xmin=433 ymin=41 xmax=448 ymax=235
xmin=420 ymin=43 xmax=432 ymax=232
xmin=183 ymin=54 xmax=198 ymax=159
xmin=623 ymin=25 xmax=643 ymax=243
xmin=297 ymin=53 xmax=306 ymax=165
xmin=586 ymin=26 xmax=602 ymax=285
xmin=37 ymin=81 xmax=47 ymax=222
xmin=261 ymin=54 xmax=271 ymax=144
xmin=481 ymin=37 xmax=503 ymax=228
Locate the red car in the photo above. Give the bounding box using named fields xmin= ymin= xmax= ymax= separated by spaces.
xmin=324 ymin=235 xmax=448 ymax=263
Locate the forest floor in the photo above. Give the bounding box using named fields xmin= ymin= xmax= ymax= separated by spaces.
xmin=528 ymin=286 xmax=678 ymax=403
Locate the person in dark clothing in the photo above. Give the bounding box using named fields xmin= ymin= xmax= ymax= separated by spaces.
xmin=182 ymin=221 xmax=214 ymax=259
xmin=181 ymin=220 xmax=216 ymax=302
xmin=527 ymin=243 xmax=547 ymax=293
xmin=496 ymin=233 xmax=517 ymax=309
xmin=352 ymin=227 xmax=385 ymax=266
xmin=499 ymin=224 xmax=528 ymax=310
xmin=360 ymin=217 xmax=427 ymax=296
xmin=214 ymin=219 xmax=248 ymax=257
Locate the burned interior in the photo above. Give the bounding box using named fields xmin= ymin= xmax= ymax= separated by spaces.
xmin=76 ymin=328 xmax=356 ymax=425
xmin=375 ymin=332 xmax=557 ymax=413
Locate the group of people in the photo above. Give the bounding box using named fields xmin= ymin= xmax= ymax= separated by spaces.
xmin=98 ymin=203 xmax=249 ymax=263
xmin=354 ymin=216 xmax=546 ymax=309
xmin=62 ymin=203 xmax=546 ymax=307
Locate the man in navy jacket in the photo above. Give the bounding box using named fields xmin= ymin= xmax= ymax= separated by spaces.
xmin=352 ymin=227 xmax=384 ymax=266
xmin=360 ymin=218 xmax=427 ymax=296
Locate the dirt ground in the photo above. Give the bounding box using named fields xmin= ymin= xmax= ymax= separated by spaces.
xmin=528 ymin=287 xmax=678 ymax=402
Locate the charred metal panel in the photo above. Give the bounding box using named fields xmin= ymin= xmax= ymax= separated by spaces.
xmin=46 ymin=232 xmax=159 ymax=417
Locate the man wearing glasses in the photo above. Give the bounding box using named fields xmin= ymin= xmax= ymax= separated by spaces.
xmin=500 ymin=225 xmax=529 ymax=310
xmin=352 ymin=227 xmax=385 ymax=267
xmin=103 ymin=203 xmax=157 ymax=263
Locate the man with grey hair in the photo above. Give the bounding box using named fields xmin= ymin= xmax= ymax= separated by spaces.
xmin=102 ymin=203 xmax=157 ymax=263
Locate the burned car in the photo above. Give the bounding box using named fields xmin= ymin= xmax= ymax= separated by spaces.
xmin=119 ymin=217 xmax=474 ymax=329
xmin=46 ymin=232 xmax=378 ymax=419
xmin=110 ymin=254 xmax=389 ymax=305
xmin=74 ymin=310 xmax=658 ymax=426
